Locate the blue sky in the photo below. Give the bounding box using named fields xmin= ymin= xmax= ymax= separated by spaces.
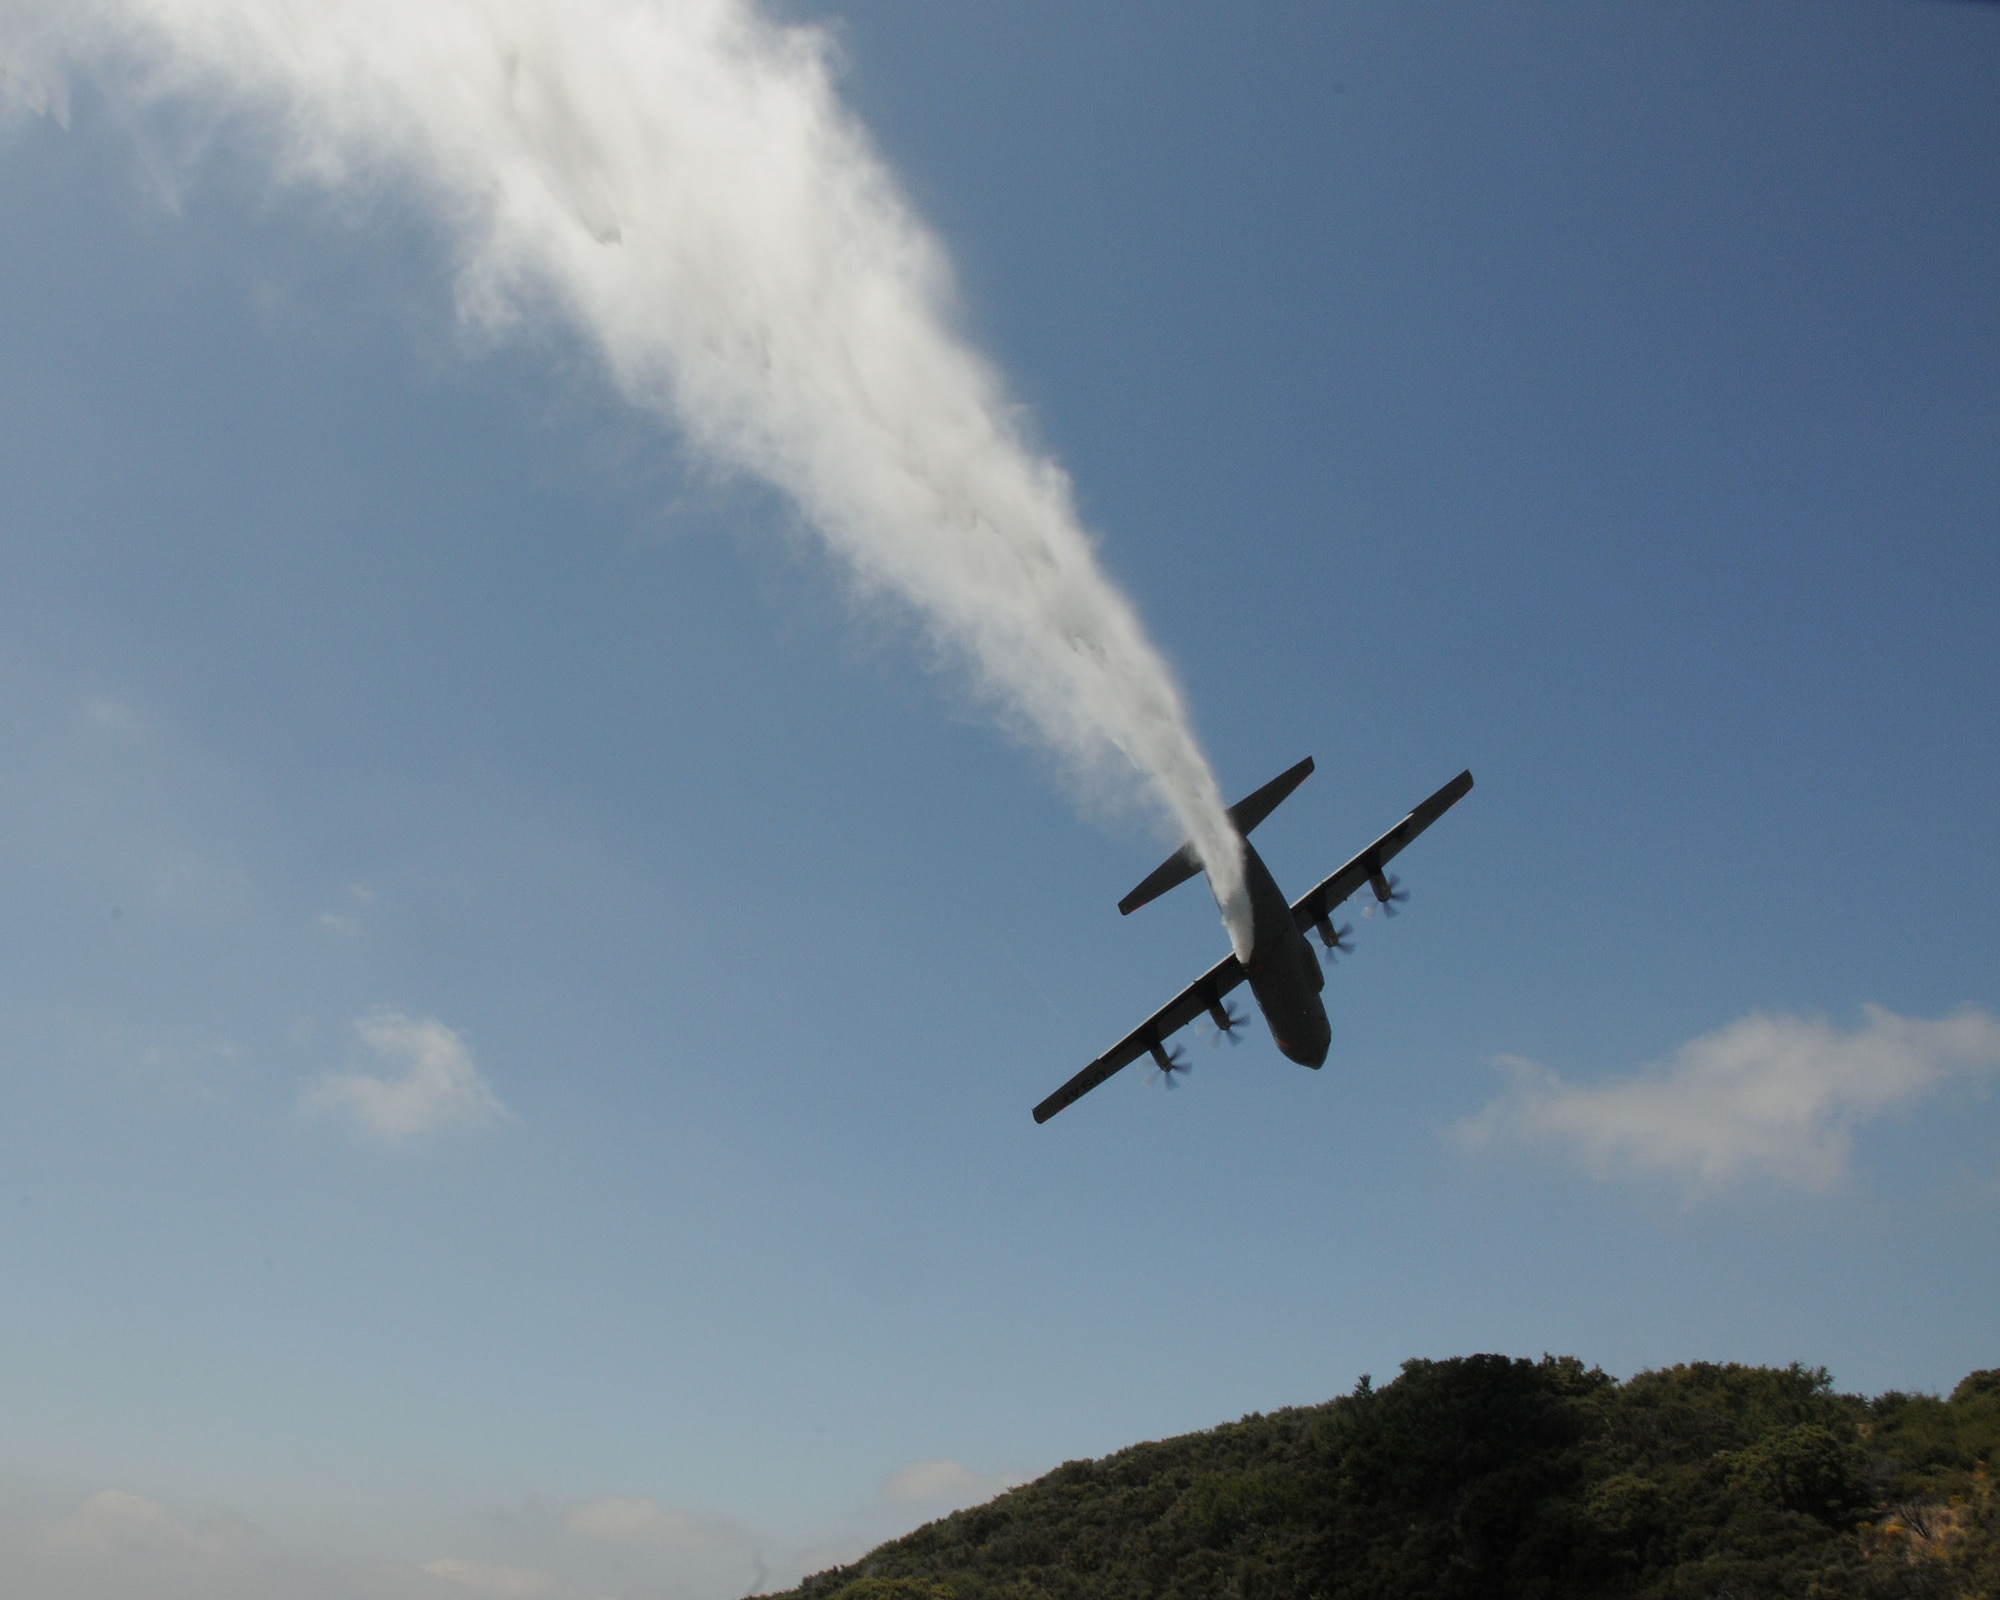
xmin=1 ymin=2 xmax=1996 ymax=1596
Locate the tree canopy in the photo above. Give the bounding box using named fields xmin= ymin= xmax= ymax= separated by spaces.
xmin=777 ymin=1357 xmax=1999 ymax=1600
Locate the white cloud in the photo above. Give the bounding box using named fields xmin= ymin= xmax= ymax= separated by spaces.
xmin=81 ymin=696 xmax=141 ymax=732
xmin=0 ymin=1480 xmax=781 ymax=1600
xmin=563 ymin=1498 xmax=744 ymax=1554
xmin=878 ymin=1459 xmax=1018 ymax=1511
xmin=44 ymin=1489 xmax=238 ymax=1565
xmin=301 ymin=1011 xmax=511 ymax=1140
xmin=4 ymin=1488 xmax=350 ymax=1600
xmin=0 ymin=1477 xmax=973 ymax=1600
xmin=1456 ymin=1004 xmax=2000 ymax=1195
xmin=62 ymin=1017 xmax=242 ymax=1104
xmin=419 ymin=1558 xmax=571 ymax=1599
xmin=24 ymin=687 xmax=256 ymax=925
xmin=320 ymin=883 xmax=376 ymax=937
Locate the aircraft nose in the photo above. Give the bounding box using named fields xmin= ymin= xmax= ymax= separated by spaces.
xmin=1295 ymin=1014 xmax=1330 ymax=1070
xmin=1275 ymin=1029 xmax=1330 ymax=1070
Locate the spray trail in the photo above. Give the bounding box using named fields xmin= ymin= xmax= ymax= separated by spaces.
xmin=1 ymin=0 xmax=1255 ymax=953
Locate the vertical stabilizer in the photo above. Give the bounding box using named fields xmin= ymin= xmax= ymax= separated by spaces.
xmin=1117 ymin=757 xmax=1315 ymax=915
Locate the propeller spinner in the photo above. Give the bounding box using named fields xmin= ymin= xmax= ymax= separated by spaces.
xmin=1364 ymin=868 xmax=1408 ymax=917
xmin=1316 ymin=917 xmax=1355 ymax=959
xmin=1147 ymin=1037 xmax=1192 ymax=1085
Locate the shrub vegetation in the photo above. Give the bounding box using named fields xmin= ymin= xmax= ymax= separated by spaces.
xmin=777 ymin=1357 xmax=1999 ymax=1600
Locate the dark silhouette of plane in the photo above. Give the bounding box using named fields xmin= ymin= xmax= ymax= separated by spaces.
xmin=1032 ymin=760 xmax=1473 ymax=1123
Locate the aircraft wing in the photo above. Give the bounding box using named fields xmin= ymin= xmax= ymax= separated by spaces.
xmin=1031 ymin=950 xmax=1249 ymax=1124
xmin=1290 ymin=769 xmax=1474 ymax=935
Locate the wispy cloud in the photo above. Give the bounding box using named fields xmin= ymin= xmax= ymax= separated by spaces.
xmin=301 ymin=1011 xmax=510 ymax=1140
xmin=61 ymin=1015 xmax=242 ymax=1104
xmin=319 ymin=884 xmax=374 ymax=938
xmin=12 ymin=1490 xmax=292 ymax=1600
xmin=562 ymin=1497 xmax=747 ymax=1554
xmin=1 ymin=1475 xmax=1019 ymax=1600
xmin=419 ymin=1557 xmax=578 ymax=1599
xmin=39 ymin=688 xmax=255 ymax=924
xmin=879 ymin=1459 xmax=1022 ymax=1511
xmin=1455 ymin=1004 xmax=2000 ymax=1195
xmin=44 ymin=1489 xmax=240 ymax=1565
xmin=81 ymin=696 xmax=141 ymax=732
xmin=2 ymin=1484 xmax=591 ymax=1599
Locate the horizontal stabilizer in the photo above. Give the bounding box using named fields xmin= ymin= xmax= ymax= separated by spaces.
xmin=1116 ymin=845 xmax=1200 ymax=917
xmin=1117 ymin=756 xmax=1315 ymax=916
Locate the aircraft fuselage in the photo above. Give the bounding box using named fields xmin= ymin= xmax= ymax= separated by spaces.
xmin=1239 ymin=839 xmax=1331 ymax=1068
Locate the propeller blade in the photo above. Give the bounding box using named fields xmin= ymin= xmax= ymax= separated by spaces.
xmin=1148 ymin=1038 xmax=1193 ymax=1082
xmin=1374 ymin=872 xmax=1409 ymax=918
xmin=1202 ymin=997 xmax=1247 ymax=1046
xmin=1316 ymin=919 xmax=1354 ymax=959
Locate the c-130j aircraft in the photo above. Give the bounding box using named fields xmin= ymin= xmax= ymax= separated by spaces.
xmin=1033 ymin=760 xmax=1473 ymax=1123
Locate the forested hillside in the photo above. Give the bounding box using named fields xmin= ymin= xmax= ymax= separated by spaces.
xmin=779 ymin=1357 xmax=1999 ymax=1600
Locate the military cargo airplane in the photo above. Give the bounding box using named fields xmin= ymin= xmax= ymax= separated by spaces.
xmin=1032 ymin=761 xmax=1473 ymax=1123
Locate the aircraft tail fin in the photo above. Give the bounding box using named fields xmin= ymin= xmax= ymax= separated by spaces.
xmin=1117 ymin=756 xmax=1315 ymax=916
xmin=1227 ymin=755 xmax=1316 ymax=839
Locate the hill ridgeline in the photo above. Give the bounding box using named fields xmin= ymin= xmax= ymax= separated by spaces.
xmin=777 ymin=1355 xmax=1998 ymax=1600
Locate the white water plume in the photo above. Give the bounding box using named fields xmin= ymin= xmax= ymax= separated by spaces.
xmin=0 ymin=0 xmax=1256 ymax=953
